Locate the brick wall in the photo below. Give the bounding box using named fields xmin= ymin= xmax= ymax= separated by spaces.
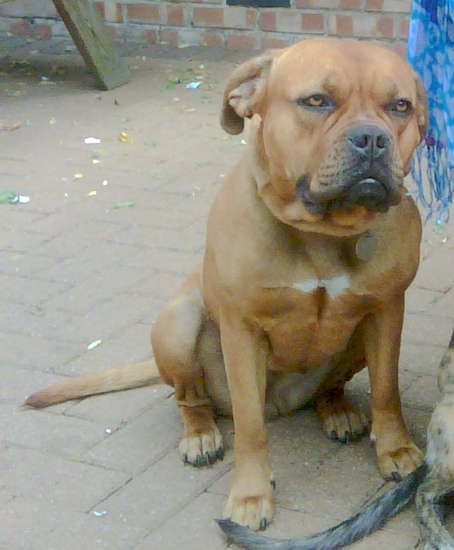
xmin=0 ymin=0 xmax=411 ymax=53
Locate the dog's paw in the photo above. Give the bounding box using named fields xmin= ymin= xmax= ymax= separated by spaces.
xmin=179 ymin=425 xmax=224 ymax=467
xmin=222 ymin=486 xmax=275 ymax=531
xmin=377 ymin=442 xmax=424 ymax=481
xmin=316 ymin=395 xmax=369 ymax=443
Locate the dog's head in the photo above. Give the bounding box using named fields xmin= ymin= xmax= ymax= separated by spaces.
xmin=221 ymin=39 xmax=427 ymax=235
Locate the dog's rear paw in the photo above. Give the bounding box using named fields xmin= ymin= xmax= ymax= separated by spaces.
xmin=316 ymin=394 xmax=369 ymax=443
xmin=179 ymin=425 xmax=224 ymax=467
xmin=378 ymin=442 xmax=424 ymax=481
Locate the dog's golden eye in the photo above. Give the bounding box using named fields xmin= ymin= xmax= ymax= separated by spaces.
xmin=390 ymin=99 xmax=412 ymax=115
xmin=298 ymin=94 xmax=331 ymax=109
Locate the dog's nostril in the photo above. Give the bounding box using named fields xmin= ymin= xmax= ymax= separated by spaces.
xmin=376 ymin=134 xmax=387 ymax=149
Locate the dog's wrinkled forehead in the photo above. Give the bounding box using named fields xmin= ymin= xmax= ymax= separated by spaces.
xmin=268 ymin=41 xmax=418 ymax=105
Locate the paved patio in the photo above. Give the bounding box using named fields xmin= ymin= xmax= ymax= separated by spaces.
xmin=1 ymin=38 xmax=454 ymax=550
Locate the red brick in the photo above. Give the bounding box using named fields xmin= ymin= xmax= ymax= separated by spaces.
xmin=200 ymin=31 xmax=224 ymax=47
xmin=193 ymin=6 xmax=223 ymax=27
xmin=33 ymin=23 xmax=52 ymax=40
xmin=227 ymin=32 xmax=258 ymax=50
xmin=328 ymin=14 xmax=353 ymax=36
xmin=259 ymin=11 xmax=277 ymax=32
xmin=94 ymin=1 xmax=105 ymax=18
xmin=127 ymin=3 xmax=163 ymax=24
xmin=365 ymin=0 xmax=383 ymax=9
xmin=224 ymin=7 xmax=256 ymax=30
xmin=260 ymin=35 xmax=293 ymax=51
xmin=167 ymin=5 xmax=186 ymax=26
xmin=145 ymin=29 xmax=158 ymax=44
xmin=159 ymin=27 xmax=179 ymax=45
xmin=398 ymin=16 xmax=409 ymax=38
xmin=376 ymin=16 xmax=394 ymax=38
xmin=301 ymin=13 xmax=324 ymax=33
xmin=10 ymin=21 xmax=30 ymax=37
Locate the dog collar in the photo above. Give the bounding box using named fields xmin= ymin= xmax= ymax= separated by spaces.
xmin=355 ymin=231 xmax=377 ymax=262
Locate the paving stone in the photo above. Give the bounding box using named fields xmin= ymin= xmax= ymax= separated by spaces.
xmin=99 ymin=449 xmax=233 ymax=530
xmin=0 ymin=447 xmax=131 ymax=512
xmin=0 ymin=496 xmax=148 ymax=550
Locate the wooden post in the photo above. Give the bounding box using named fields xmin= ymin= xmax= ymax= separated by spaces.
xmin=53 ymin=0 xmax=130 ymax=90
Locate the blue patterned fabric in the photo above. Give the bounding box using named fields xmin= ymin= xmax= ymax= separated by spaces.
xmin=407 ymin=0 xmax=454 ymax=220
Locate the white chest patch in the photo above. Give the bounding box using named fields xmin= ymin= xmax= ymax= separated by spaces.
xmin=292 ymin=274 xmax=350 ymax=300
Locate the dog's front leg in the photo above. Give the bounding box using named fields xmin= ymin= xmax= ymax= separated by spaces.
xmin=219 ymin=306 xmax=274 ymax=531
xmin=364 ymin=296 xmax=424 ymax=480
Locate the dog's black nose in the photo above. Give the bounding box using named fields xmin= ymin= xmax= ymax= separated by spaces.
xmin=348 ymin=125 xmax=389 ymax=158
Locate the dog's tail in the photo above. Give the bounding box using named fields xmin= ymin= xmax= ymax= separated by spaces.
xmin=415 ymin=473 xmax=454 ymax=550
xmin=24 ymin=360 xmax=162 ymax=409
xmin=217 ymin=464 xmax=427 ymax=550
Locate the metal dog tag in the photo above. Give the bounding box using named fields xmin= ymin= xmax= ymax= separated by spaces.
xmin=355 ymin=231 xmax=377 ymax=262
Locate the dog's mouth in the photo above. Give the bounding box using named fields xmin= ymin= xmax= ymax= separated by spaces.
xmin=296 ymin=176 xmax=401 ymax=216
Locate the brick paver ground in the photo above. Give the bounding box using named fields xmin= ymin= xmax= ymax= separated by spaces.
xmin=1 ymin=38 xmax=454 ymax=550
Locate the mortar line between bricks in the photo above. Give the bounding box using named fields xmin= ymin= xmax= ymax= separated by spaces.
xmin=145 ymin=459 xmax=235 ymax=534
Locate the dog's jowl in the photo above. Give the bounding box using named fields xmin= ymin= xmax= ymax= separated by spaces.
xmin=25 ymin=38 xmax=428 ymax=535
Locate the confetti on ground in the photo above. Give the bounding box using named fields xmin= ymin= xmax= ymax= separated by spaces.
xmin=119 ymin=131 xmax=133 ymax=143
xmin=102 ymin=180 xmax=108 ymax=186
xmin=84 ymin=137 xmax=101 ymax=144
xmin=49 ymin=118 xmax=57 ymax=125
xmin=92 ymin=510 xmax=107 ymax=517
xmin=0 ymin=191 xmax=17 ymax=204
xmin=0 ymin=192 xmax=30 ymax=204
xmin=186 ymin=81 xmax=201 ymax=89
xmin=87 ymin=339 xmax=102 ymax=351
xmin=113 ymin=201 xmax=135 ymax=209
xmin=87 ymin=190 xmax=97 ymax=197
xmin=0 ymin=121 xmax=20 ymax=131
xmin=73 ymin=173 xmax=84 ymax=180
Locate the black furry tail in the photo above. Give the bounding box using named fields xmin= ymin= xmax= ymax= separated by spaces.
xmin=217 ymin=464 xmax=427 ymax=550
xmin=415 ymin=473 xmax=454 ymax=550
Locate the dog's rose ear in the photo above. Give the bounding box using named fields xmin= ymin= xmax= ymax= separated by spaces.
xmin=220 ymin=50 xmax=281 ymax=135
xmin=413 ymin=71 xmax=428 ymax=141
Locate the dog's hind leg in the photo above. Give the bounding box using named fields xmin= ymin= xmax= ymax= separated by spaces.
xmin=151 ymin=265 xmax=224 ymax=467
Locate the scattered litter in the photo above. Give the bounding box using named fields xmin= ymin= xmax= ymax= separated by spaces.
xmin=118 ymin=131 xmax=133 ymax=143
xmin=84 ymin=137 xmax=101 ymax=145
xmin=0 ymin=191 xmax=17 ymax=204
xmin=186 ymin=81 xmax=201 ymax=89
xmin=73 ymin=173 xmax=84 ymax=180
xmin=49 ymin=118 xmax=57 ymax=125
xmin=102 ymin=180 xmax=108 ymax=186
xmin=241 ymin=139 xmax=247 ymax=145
xmin=87 ymin=339 xmax=102 ymax=351
xmin=114 ymin=201 xmax=135 ymax=209
xmin=92 ymin=510 xmax=107 ymax=517
xmin=105 ymin=428 xmax=112 ymax=434
xmin=87 ymin=190 xmax=97 ymax=197
xmin=0 ymin=191 xmax=30 ymax=204
xmin=0 ymin=121 xmax=20 ymax=131
xmin=92 ymin=159 xmax=101 ymax=164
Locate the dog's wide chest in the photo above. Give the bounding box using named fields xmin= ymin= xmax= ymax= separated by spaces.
xmin=254 ymin=276 xmax=373 ymax=370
